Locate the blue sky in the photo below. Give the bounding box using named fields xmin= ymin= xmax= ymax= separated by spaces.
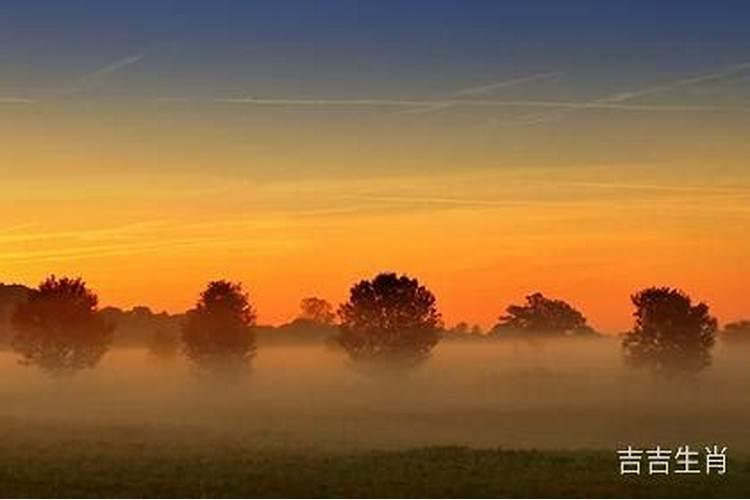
xmin=2 ymin=1 xmax=750 ymax=99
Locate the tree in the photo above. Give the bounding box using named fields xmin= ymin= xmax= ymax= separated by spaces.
xmin=448 ymin=321 xmax=470 ymax=336
xmin=298 ymin=297 xmax=336 ymax=325
xmin=721 ymin=320 xmax=750 ymax=343
xmin=490 ymin=292 xmax=593 ymax=338
xmin=11 ymin=276 xmax=113 ymax=377
xmin=181 ymin=280 xmax=257 ymax=377
xmin=337 ymin=272 xmax=442 ymax=369
xmin=0 ymin=283 xmax=31 ymax=344
xmin=99 ymin=305 xmax=183 ymax=347
xmin=443 ymin=322 xmax=485 ymax=340
xmin=622 ymin=287 xmax=717 ymax=377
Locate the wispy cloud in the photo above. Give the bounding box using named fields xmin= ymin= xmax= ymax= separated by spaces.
xmin=340 ymin=194 xmax=556 ymax=209
xmin=82 ymin=54 xmax=145 ymax=81
xmin=0 ymin=97 xmax=35 ymax=104
xmin=451 ymin=72 xmax=564 ymax=97
xmin=562 ymin=181 xmax=750 ymax=195
xmin=59 ymin=53 xmax=145 ymax=95
xmin=215 ymin=63 xmax=750 ymax=115
xmin=0 ymin=221 xmax=166 ymax=244
xmin=522 ymin=61 xmax=750 ymax=125
xmin=0 ymin=223 xmax=37 ymax=234
xmin=218 ymin=72 xmax=564 ymax=114
xmin=216 ymin=97 xmax=440 ymax=107
xmin=216 ymin=96 xmax=750 ymax=113
xmin=600 ymin=61 xmax=750 ymax=104
xmin=401 ymin=71 xmax=564 ymax=115
xmin=0 ymin=237 xmax=232 ymax=265
xmin=212 ymin=62 xmax=750 ymax=117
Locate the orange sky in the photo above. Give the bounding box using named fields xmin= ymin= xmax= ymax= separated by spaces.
xmin=1 ymin=26 xmax=749 ymax=332
xmin=1 ymin=144 xmax=748 ymax=333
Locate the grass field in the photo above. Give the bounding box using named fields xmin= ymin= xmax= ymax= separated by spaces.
xmin=1 ymin=440 xmax=748 ymax=498
xmin=1 ymin=342 xmax=748 ymax=497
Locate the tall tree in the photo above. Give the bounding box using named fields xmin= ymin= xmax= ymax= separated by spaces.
xmin=11 ymin=276 xmax=112 ymax=377
xmin=623 ymin=287 xmax=716 ymax=377
xmin=298 ymin=297 xmax=336 ymax=325
xmin=182 ymin=280 xmax=257 ymax=377
xmin=338 ymin=272 xmax=442 ymax=369
xmin=490 ymin=292 xmax=593 ymax=338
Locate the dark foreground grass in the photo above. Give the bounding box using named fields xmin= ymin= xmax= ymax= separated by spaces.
xmin=1 ymin=443 xmax=748 ymax=498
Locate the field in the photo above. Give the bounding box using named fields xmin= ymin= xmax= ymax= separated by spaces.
xmin=1 ymin=427 xmax=749 ymax=498
xmin=1 ymin=339 xmax=748 ymax=497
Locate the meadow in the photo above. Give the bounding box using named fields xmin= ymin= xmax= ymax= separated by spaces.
xmin=0 ymin=338 xmax=748 ymax=496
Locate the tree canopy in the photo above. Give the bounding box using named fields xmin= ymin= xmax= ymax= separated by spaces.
xmin=11 ymin=276 xmax=112 ymax=377
xmin=622 ymin=287 xmax=717 ymax=377
xmin=181 ymin=280 xmax=257 ymax=377
xmin=338 ymin=272 xmax=442 ymax=369
xmin=490 ymin=292 xmax=594 ymax=338
xmin=298 ymin=297 xmax=336 ymax=325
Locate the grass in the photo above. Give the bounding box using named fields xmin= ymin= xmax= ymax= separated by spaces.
xmin=1 ymin=441 xmax=748 ymax=497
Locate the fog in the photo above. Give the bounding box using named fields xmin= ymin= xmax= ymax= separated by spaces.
xmin=1 ymin=338 xmax=748 ymax=452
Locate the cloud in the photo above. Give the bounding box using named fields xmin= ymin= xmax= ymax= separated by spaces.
xmin=601 ymin=61 xmax=750 ymax=104
xmin=216 ymin=96 xmax=750 ymax=113
xmin=216 ymin=97 xmax=441 ymax=107
xmin=82 ymin=54 xmax=145 ymax=81
xmin=451 ymin=72 xmax=564 ymax=97
xmin=0 ymin=97 xmax=35 ymax=104
xmin=341 ymin=194 xmax=538 ymax=208
xmin=399 ymin=71 xmax=564 ymax=116
xmin=59 ymin=53 xmax=145 ymax=95
xmin=0 ymin=237 xmax=231 ymax=265
xmin=155 ymin=97 xmax=189 ymax=103
xmin=0 ymin=221 xmax=167 ymax=244
xmin=521 ymin=61 xmax=750 ymax=125
xmin=214 ymin=63 xmax=750 ymax=117
xmin=216 ymin=63 xmax=750 ymax=115
xmin=562 ymin=181 xmax=750 ymax=195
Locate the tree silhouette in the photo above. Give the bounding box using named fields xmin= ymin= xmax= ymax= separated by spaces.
xmin=490 ymin=292 xmax=594 ymax=338
xmin=721 ymin=320 xmax=750 ymax=344
xmin=444 ymin=321 xmax=485 ymax=340
xmin=623 ymin=287 xmax=717 ymax=377
xmin=0 ymin=283 xmax=31 ymax=345
xmin=298 ymin=297 xmax=336 ymax=325
xmin=338 ymin=272 xmax=442 ymax=369
xmin=181 ymin=280 xmax=257 ymax=377
xmin=11 ymin=276 xmax=113 ymax=377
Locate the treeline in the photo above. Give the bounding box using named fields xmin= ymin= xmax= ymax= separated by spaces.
xmin=0 ymin=273 xmax=748 ymax=378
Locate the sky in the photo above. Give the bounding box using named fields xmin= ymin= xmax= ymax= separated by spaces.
xmin=1 ymin=1 xmax=749 ymax=332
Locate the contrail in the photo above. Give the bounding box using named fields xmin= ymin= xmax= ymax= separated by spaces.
xmin=399 ymin=71 xmax=563 ymax=115
xmin=0 ymin=237 xmax=233 ymax=265
xmin=600 ymin=61 xmax=750 ymax=104
xmin=522 ymin=61 xmax=750 ymax=125
xmin=451 ymin=72 xmax=564 ymax=97
xmin=221 ymin=71 xmax=563 ymax=114
xmin=0 ymin=220 xmax=167 ymax=244
xmin=216 ymin=97 xmax=438 ymax=106
xmin=0 ymin=97 xmax=35 ymax=103
xmin=82 ymin=54 xmax=144 ymax=80
xmin=216 ymin=96 xmax=750 ymax=113
xmin=343 ymin=194 xmax=543 ymax=208
xmin=339 ymin=183 xmax=750 ymax=211
xmin=561 ymin=181 xmax=750 ymax=195
xmin=59 ymin=53 xmax=145 ymax=94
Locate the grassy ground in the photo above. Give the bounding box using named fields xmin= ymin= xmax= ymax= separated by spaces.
xmin=1 ymin=442 xmax=748 ymax=498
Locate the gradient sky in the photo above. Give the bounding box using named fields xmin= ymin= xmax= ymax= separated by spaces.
xmin=1 ymin=1 xmax=749 ymax=332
